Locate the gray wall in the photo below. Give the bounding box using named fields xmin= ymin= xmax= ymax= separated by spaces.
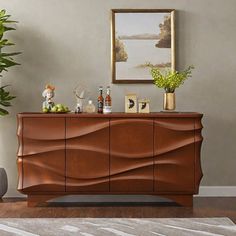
xmin=0 ymin=0 xmax=236 ymax=197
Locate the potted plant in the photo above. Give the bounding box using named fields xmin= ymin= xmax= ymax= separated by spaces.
xmin=150 ymin=65 xmax=194 ymax=111
xmin=0 ymin=9 xmax=20 ymax=199
xmin=0 ymin=9 xmax=21 ymax=116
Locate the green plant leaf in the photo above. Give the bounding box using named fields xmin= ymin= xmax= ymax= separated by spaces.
xmin=0 ymin=39 xmax=15 ymax=47
xmin=0 ymin=87 xmax=15 ymax=114
xmin=0 ymin=10 xmax=6 ymax=16
xmin=0 ymin=90 xmax=10 ymax=98
xmin=0 ymin=9 xmax=20 ymax=116
xmin=1 ymin=94 xmax=16 ymax=101
xmin=0 ymin=107 xmax=9 ymax=116
xmin=0 ymin=57 xmax=20 ymax=67
xmin=150 ymin=66 xmax=194 ymax=92
xmin=4 ymin=20 xmax=18 ymax=23
xmin=0 ymin=16 xmax=11 ymax=22
xmin=0 ymin=100 xmax=11 ymax=106
xmin=0 ymin=52 xmax=21 ymax=57
xmin=0 ymin=89 xmax=9 ymax=94
xmin=3 ymin=26 xmax=16 ymax=31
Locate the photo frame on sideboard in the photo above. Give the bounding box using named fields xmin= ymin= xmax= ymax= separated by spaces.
xmin=111 ymin=9 xmax=175 ymax=84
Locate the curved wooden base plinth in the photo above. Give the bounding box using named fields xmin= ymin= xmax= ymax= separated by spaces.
xmin=159 ymin=195 xmax=193 ymax=207
xmin=28 ymin=195 xmax=60 ymax=207
xmin=27 ymin=194 xmax=193 ymax=207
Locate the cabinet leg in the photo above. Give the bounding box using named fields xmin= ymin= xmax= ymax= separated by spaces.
xmin=160 ymin=194 xmax=193 ymax=207
xmin=27 ymin=195 xmax=59 ymax=207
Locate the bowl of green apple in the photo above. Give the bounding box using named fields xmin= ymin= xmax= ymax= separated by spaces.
xmin=43 ymin=104 xmax=70 ymax=113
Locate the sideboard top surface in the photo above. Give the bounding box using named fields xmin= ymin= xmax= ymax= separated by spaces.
xmin=18 ymin=112 xmax=203 ymax=118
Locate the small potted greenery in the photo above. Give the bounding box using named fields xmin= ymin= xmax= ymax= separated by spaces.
xmin=150 ymin=65 xmax=194 ymax=111
xmin=0 ymin=9 xmax=21 ymax=116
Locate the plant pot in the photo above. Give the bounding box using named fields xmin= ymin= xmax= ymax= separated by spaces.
xmin=0 ymin=168 xmax=8 ymax=198
xmin=163 ymin=92 xmax=176 ymax=111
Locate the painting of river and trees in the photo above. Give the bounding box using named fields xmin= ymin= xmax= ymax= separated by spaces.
xmin=112 ymin=9 xmax=175 ymax=84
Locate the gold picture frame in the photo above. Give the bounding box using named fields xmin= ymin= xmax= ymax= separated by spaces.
xmin=125 ymin=94 xmax=137 ymax=113
xmin=111 ymin=9 xmax=175 ymax=84
xmin=138 ymin=99 xmax=150 ymax=113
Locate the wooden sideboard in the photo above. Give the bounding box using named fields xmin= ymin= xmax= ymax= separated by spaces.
xmin=17 ymin=112 xmax=203 ymax=207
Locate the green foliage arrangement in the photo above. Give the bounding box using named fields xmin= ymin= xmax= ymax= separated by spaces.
xmin=0 ymin=9 xmax=21 ymax=116
xmin=150 ymin=65 xmax=194 ymax=93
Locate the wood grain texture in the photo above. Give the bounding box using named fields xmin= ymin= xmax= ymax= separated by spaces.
xmin=153 ymin=117 xmax=203 ymax=194
xmin=17 ymin=117 xmax=65 ymax=192
xmin=154 ymin=118 xmax=195 ymax=193
xmin=66 ymin=118 xmax=109 ymax=192
xmin=17 ymin=157 xmax=23 ymax=192
xmin=17 ymin=117 xmax=23 ymax=192
xmin=27 ymin=195 xmax=61 ymax=207
xmin=194 ymin=117 xmax=204 ymax=193
xmin=110 ymin=118 xmax=154 ymax=192
xmin=18 ymin=112 xmax=203 ymax=118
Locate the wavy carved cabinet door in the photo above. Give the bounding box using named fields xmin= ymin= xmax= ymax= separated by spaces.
xmin=154 ymin=118 xmax=195 ymax=193
xmin=21 ymin=118 xmax=65 ymax=192
xmin=66 ymin=118 xmax=109 ymax=192
xmin=110 ymin=119 xmax=154 ymax=192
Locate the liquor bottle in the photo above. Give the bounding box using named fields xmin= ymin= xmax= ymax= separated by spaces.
xmin=97 ymin=86 xmax=104 ymax=113
xmin=103 ymin=86 xmax=112 ymax=114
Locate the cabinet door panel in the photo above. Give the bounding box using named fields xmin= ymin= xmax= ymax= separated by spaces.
xmin=22 ymin=118 xmax=65 ymax=192
xmin=154 ymin=118 xmax=195 ymax=193
xmin=66 ymin=118 xmax=109 ymax=192
xmin=110 ymin=119 xmax=153 ymax=192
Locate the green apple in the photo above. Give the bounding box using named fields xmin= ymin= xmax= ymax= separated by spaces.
xmin=56 ymin=104 xmax=63 ymax=109
xmin=51 ymin=104 xmax=70 ymax=112
xmin=51 ymin=106 xmax=57 ymax=112
xmin=42 ymin=108 xmax=49 ymax=113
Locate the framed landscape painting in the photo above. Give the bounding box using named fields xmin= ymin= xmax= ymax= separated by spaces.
xmin=111 ymin=9 xmax=175 ymax=84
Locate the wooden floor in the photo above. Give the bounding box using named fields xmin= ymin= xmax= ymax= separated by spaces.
xmin=0 ymin=197 xmax=236 ymax=224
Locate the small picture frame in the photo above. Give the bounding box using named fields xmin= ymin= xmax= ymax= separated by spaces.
xmin=125 ymin=94 xmax=137 ymax=113
xmin=138 ymin=99 xmax=150 ymax=113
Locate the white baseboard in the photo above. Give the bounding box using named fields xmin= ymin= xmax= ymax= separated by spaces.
xmin=5 ymin=186 xmax=236 ymax=198
xmin=197 ymin=186 xmax=236 ymax=197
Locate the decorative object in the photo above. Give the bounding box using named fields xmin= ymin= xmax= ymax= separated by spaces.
xmin=41 ymin=85 xmax=69 ymax=113
xmin=42 ymin=85 xmax=55 ymax=112
xmin=97 ymin=86 xmax=104 ymax=114
xmin=0 ymin=168 xmax=8 ymax=198
xmin=125 ymin=94 xmax=137 ymax=113
xmin=138 ymin=99 xmax=150 ymax=113
xmin=0 ymin=9 xmax=21 ymax=116
xmin=150 ymin=65 xmax=194 ymax=111
xmin=50 ymin=104 xmax=69 ymax=113
xmin=73 ymin=85 xmax=86 ymax=113
xmin=85 ymin=100 xmax=96 ymax=113
xmin=17 ymin=112 xmax=203 ymax=207
xmin=164 ymin=92 xmax=175 ymax=110
xmin=0 ymin=218 xmax=234 ymax=235
xmin=103 ymin=86 xmax=112 ymax=114
xmin=111 ymin=9 xmax=175 ymax=84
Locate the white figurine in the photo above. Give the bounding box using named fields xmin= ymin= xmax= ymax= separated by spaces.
xmin=42 ymin=85 xmax=55 ymax=111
